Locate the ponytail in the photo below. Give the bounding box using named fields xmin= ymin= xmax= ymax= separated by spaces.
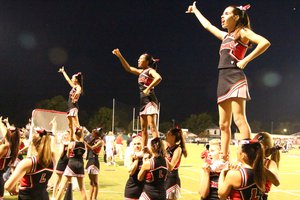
xmin=33 ymin=130 xmax=52 ymax=168
xmin=168 ymin=128 xmax=187 ymax=157
xmin=75 ymin=72 xmax=84 ymax=95
xmin=241 ymin=140 xmax=265 ymax=191
xmin=150 ymin=137 xmax=165 ymax=157
xmin=143 ymin=53 xmax=159 ymax=70
xmin=6 ymin=129 xmax=20 ymax=164
xmin=270 ymin=145 xmax=281 ymax=168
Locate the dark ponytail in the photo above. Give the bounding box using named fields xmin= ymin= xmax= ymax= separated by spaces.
xmin=230 ymin=5 xmax=252 ymax=42
xmin=168 ymin=128 xmax=187 ymax=157
xmin=143 ymin=53 xmax=159 ymax=70
xmin=6 ymin=129 xmax=20 ymax=164
xmin=150 ymin=137 xmax=165 ymax=157
xmin=75 ymin=72 xmax=84 ymax=95
xmin=241 ymin=140 xmax=265 ymax=191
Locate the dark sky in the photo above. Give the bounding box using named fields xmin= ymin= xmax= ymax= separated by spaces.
xmin=0 ymin=1 xmax=299 ymax=127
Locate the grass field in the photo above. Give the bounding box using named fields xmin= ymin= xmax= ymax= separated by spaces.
xmin=4 ymin=143 xmax=300 ymax=200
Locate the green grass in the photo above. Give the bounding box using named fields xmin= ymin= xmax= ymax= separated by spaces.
xmin=4 ymin=144 xmax=300 ymax=200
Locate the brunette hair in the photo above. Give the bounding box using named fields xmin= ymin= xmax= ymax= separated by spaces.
xmin=74 ymin=72 xmax=84 ymax=95
xmin=150 ymin=137 xmax=165 ymax=157
xmin=241 ymin=139 xmax=265 ymax=191
xmin=143 ymin=53 xmax=159 ymax=70
xmin=167 ymin=128 xmax=187 ymax=157
xmin=255 ymin=132 xmax=281 ymax=167
xmin=6 ymin=129 xmax=20 ymax=164
xmin=229 ymin=5 xmax=252 ymax=41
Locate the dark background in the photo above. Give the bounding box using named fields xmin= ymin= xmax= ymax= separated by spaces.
xmin=0 ymin=1 xmax=299 ymax=127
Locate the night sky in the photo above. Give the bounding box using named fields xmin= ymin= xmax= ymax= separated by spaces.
xmin=0 ymin=1 xmax=299 ymax=127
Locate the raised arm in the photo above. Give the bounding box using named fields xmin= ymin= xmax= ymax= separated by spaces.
xmin=237 ymin=28 xmax=271 ymax=69
xmin=0 ymin=117 xmax=7 ymax=138
xmin=143 ymin=69 xmax=162 ymax=96
xmin=112 ymin=48 xmax=142 ymax=75
xmin=58 ymin=66 xmax=75 ymax=88
xmin=127 ymin=154 xmax=139 ymax=176
xmin=199 ymin=163 xmax=211 ymax=199
xmin=186 ymin=1 xmax=226 ymax=40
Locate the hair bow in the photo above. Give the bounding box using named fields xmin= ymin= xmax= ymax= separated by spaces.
xmin=237 ymin=4 xmax=251 ymax=11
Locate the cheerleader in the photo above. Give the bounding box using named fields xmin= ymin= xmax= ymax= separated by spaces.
xmin=124 ymin=136 xmax=144 ymax=200
xmin=165 ymin=128 xmax=187 ymax=200
xmin=138 ymin=137 xmax=170 ymax=200
xmin=186 ymin=2 xmax=270 ymax=160
xmin=58 ymin=66 xmax=83 ymax=135
xmin=218 ymin=138 xmax=265 ymax=200
xmin=84 ymin=128 xmax=104 ymax=200
xmin=0 ymin=117 xmax=20 ymax=198
xmin=53 ymin=131 xmax=70 ymax=198
xmin=112 ymin=48 xmax=162 ymax=148
xmin=254 ymin=132 xmax=281 ymax=199
xmin=5 ymin=129 xmax=54 ymax=200
xmin=55 ymin=127 xmax=87 ymax=200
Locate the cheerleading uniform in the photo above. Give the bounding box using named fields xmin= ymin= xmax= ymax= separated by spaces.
xmin=55 ymin=143 xmax=69 ymax=174
xmin=67 ymin=87 xmax=80 ymax=117
xmin=0 ymin=148 xmax=11 ymax=197
xmin=202 ymin=172 xmax=220 ymax=200
xmin=139 ymin=156 xmax=168 ymax=200
xmin=86 ymin=138 xmax=102 ymax=175
xmin=63 ymin=141 xmax=85 ymax=177
xmin=124 ymin=157 xmax=144 ymax=200
xmin=229 ymin=168 xmax=263 ymax=200
xmin=165 ymin=145 xmax=181 ymax=199
xmin=138 ymin=68 xmax=159 ymax=115
xmin=18 ymin=156 xmax=54 ymax=200
xmin=217 ymin=33 xmax=250 ymax=104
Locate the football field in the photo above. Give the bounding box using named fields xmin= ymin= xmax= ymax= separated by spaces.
xmin=5 ymin=143 xmax=300 ymax=200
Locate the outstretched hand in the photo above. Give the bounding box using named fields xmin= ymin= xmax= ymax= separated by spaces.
xmin=186 ymin=1 xmax=197 ymax=13
xmin=58 ymin=66 xmax=65 ymax=73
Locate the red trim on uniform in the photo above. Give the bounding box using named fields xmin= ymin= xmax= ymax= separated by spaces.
xmin=217 ymin=79 xmax=247 ymax=103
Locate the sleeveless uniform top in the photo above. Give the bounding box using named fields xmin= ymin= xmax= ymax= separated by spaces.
xmin=67 ymin=87 xmax=80 ymax=110
xmin=143 ymin=156 xmax=168 ymax=199
xmin=19 ymin=156 xmax=54 ymax=198
xmin=203 ymin=172 xmax=220 ymax=200
xmin=0 ymin=148 xmax=11 ymax=173
xmin=124 ymin=157 xmax=144 ymax=199
xmin=69 ymin=141 xmax=86 ymax=159
xmin=87 ymin=138 xmax=102 ymax=159
xmin=218 ymin=33 xmax=249 ymax=69
xmin=138 ymin=68 xmax=158 ymax=112
xmin=166 ymin=144 xmax=181 ymax=171
xmin=230 ymin=168 xmax=263 ymax=200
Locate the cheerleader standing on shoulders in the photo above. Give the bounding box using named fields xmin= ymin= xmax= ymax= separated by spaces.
xmin=124 ymin=136 xmax=144 ymax=200
xmin=55 ymin=127 xmax=87 ymax=200
xmin=165 ymin=128 xmax=187 ymax=200
xmin=5 ymin=129 xmax=54 ymax=200
xmin=58 ymin=66 xmax=83 ymax=135
xmin=138 ymin=137 xmax=171 ymax=200
xmin=112 ymin=48 xmax=162 ymax=149
xmin=186 ymin=2 xmax=270 ymax=161
xmin=84 ymin=128 xmax=104 ymax=200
